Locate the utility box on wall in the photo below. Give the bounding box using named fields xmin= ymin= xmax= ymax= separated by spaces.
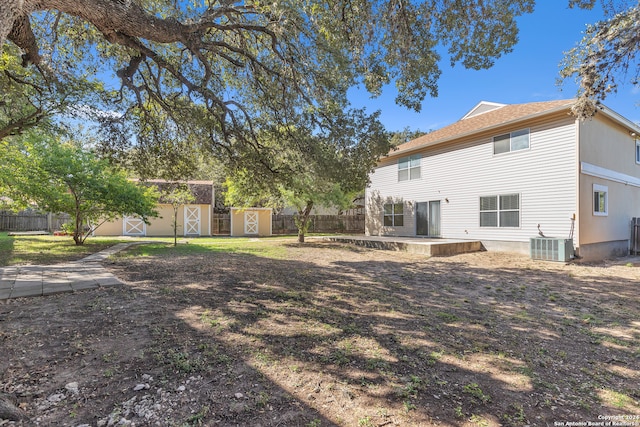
xmin=530 ymin=237 xmax=574 ymax=262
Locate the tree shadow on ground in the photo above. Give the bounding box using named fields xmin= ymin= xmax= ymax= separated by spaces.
xmin=115 ymin=245 xmax=639 ymax=425
xmin=1 ymin=242 xmax=638 ymax=426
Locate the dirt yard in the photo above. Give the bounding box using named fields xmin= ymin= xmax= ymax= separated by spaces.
xmin=1 ymin=239 xmax=639 ymax=426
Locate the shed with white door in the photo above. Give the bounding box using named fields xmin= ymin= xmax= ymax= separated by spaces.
xmin=94 ymin=180 xmax=213 ymax=237
xmin=230 ymin=208 xmax=272 ymax=237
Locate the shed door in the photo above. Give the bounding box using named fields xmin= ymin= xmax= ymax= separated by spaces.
xmin=184 ymin=206 xmax=201 ymax=236
xmin=244 ymin=211 xmax=258 ymax=235
xmin=123 ymin=216 xmax=146 ymax=236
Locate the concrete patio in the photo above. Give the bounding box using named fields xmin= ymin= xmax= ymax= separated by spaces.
xmin=324 ymin=235 xmax=484 ymax=256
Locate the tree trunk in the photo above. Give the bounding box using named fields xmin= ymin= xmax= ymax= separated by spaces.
xmin=173 ymin=214 xmax=178 ymax=247
xmin=173 ymin=204 xmax=180 ymax=247
xmin=296 ymin=201 xmax=314 ymax=243
xmin=74 ymin=201 xmax=83 ymax=245
xmin=0 ymin=394 xmax=28 ymax=422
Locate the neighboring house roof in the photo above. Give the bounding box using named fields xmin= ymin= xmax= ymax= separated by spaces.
xmin=135 ymin=179 xmax=214 ymax=205
xmin=392 ymin=99 xmax=576 ymax=157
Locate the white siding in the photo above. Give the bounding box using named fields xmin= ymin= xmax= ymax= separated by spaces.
xmin=366 ymin=117 xmax=578 ymax=242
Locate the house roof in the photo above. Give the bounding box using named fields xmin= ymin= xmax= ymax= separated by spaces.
xmin=392 ymin=99 xmax=576 ymax=157
xmin=134 ymin=180 xmax=214 ymax=205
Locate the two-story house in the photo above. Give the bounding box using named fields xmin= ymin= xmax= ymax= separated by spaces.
xmin=365 ymin=99 xmax=640 ymax=261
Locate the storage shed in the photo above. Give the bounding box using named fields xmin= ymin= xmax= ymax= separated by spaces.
xmin=229 ymin=208 xmax=272 ymax=237
xmin=94 ymin=180 xmax=214 ymax=237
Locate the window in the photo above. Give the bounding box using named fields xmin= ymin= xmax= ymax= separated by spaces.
xmin=493 ymin=129 xmax=530 ymax=155
xmin=636 ymin=140 xmax=640 ymax=164
xmin=383 ymin=203 xmax=404 ymax=226
xmin=398 ymin=154 xmax=421 ymax=181
xmin=593 ymin=184 xmax=608 ymax=216
xmin=480 ymin=194 xmax=520 ymax=227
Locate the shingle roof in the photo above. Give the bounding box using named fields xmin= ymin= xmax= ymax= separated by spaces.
xmin=392 ymin=99 xmax=575 ymax=157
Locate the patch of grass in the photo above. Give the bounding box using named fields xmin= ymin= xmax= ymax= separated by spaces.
xmin=397 ymin=375 xmax=425 ymax=399
xmin=358 ymin=416 xmax=374 ymax=427
xmin=119 ymin=237 xmax=290 ymax=260
xmin=365 ymin=357 xmax=389 ymax=371
xmin=427 ymin=350 xmax=445 ymax=365
xmin=403 ymin=400 xmax=416 ymax=412
xmin=580 ymin=314 xmax=601 ymax=325
xmin=183 ymin=406 xmax=209 ymax=426
xmin=516 ymin=365 xmax=535 ymax=377
xmin=436 ymin=311 xmax=460 ymax=322
xmin=216 ymin=354 xmax=232 ymax=366
xmin=255 ymin=391 xmax=270 ymax=408
xmin=328 ymin=348 xmax=351 ymax=366
xmin=600 ymin=389 xmax=635 ymax=409
xmin=164 ymin=349 xmax=204 ymax=373
xmin=463 ymin=382 xmax=491 ymax=404
xmin=502 ymin=403 xmax=527 ymax=426
xmin=200 ymin=310 xmax=228 ymax=330
xmin=0 ymin=233 xmax=128 ymax=266
xmin=342 ymin=322 xmax=362 ymax=335
xmin=0 ymin=232 xmax=14 ymax=266
xmin=469 ymin=414 xmax=489 ymax=426
xmin=102 ymin=352 xmax=117 ymax=363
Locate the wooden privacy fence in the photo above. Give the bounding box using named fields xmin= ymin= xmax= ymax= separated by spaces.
xmin=212 ymin=213 xmax=364 ymax=235
xmin=0 ymin=211 xmax=71 ymax=232
xmin=271 ymin=214 xmax=364 ymax=235
xmin=2 ymin=211 xmax=365 ymax=235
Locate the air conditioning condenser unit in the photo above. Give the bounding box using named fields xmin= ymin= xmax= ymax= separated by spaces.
xmin=530 ymin=237 xmax=574 ymax=262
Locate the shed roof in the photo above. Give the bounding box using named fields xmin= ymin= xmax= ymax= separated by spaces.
xmin=392 ymin=99 xmax=575 ymax=157
xmin=135 ymin=180 xmax=214 ymax=205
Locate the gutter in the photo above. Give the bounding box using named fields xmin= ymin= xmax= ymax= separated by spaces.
xmin=388 ymin=103 xmax=577 ymax=159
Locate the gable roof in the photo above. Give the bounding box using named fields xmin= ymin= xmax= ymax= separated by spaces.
xmin=392 ymin=99 xmax=575 ymax=157
xmin=459 ymin=101 xmax=507 ymax=120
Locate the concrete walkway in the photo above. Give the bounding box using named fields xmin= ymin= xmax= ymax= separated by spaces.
xmin=0 ymin=242 xmax=147 ymax=300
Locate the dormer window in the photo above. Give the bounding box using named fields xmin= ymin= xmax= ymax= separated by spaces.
xmin=493 ymin=129 xmax=530 ymax=155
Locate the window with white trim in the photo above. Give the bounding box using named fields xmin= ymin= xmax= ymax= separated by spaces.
xmin=383 ymin=202 xmax=404 ymax=226
xmin=493 ymin=129 xmax=530 ymax=155
xmin=636 ymin=140 xmax=640 ymax=164
xmin=480 ymin=194 xmax=520 ymax=227
xmin=398 ymin=154 xmax=421 ymax=181
xmin=593 ymin=184 xmax=608 ymax=216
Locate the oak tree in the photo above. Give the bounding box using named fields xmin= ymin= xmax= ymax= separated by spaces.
xmin=562 ymin=1 xmax=639 ymax=118
xmin=225 ymin=108 xmax=390 ymax=242
xmin=1 ymin=0 xmax=535 ymax=161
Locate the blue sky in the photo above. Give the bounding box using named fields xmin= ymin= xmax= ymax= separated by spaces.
xmin=348 ymin=2 xmax=640 ymax=132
